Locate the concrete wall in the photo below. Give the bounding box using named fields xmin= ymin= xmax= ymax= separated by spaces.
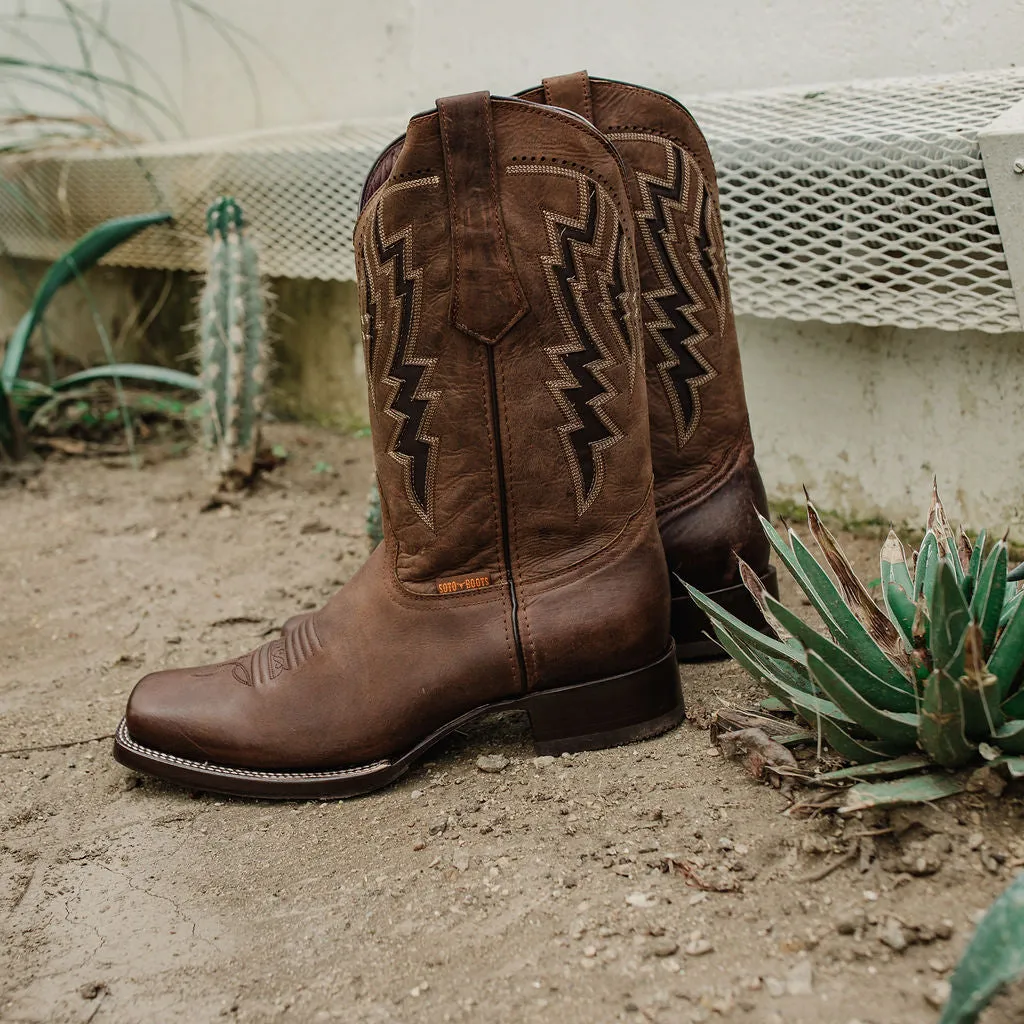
xmin=7 ymin=0 xmax=1020 ymax=137
xmin=740 ymin=317 xmax=1024 ymax=534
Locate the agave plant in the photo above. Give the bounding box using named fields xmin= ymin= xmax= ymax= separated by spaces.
xmin=688 ymin=486 xmax=1024 ymax=794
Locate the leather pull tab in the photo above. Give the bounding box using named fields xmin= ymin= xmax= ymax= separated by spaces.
xmin=436 ymin=91 xmax=528 ymax=344
xmin=542 ymin=71 xmax=594 ymax=124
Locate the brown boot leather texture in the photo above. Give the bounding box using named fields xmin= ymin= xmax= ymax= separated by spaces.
xmin=322 ymin=72 xmax=778 ymax=661
xmin=114 ymin=92 xmax=682 ymax=799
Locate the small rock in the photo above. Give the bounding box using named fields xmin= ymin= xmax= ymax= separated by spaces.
xmin=765 ymin=977 xmax=786 ymax=998
xmin=428 ymin=816 xmax=448 ymax=835
xmin=300 ymin=518 xmax=331 ymax=534
xmin=645 ymin=938 xmax=679 ymax=959
xmin=533 ymin=755 xmax=556 ymax=768
xmin=476 ymin=754 xmax=509 ymax=773
xmin=924 ymin=979 xmax=951 ymax=1010
xmin=879 ymin=917 xmax=909 ymax=952
xmin=786 ymin=959 xmax=813 ymax=995
xmin=79 ymin=982 xmax=107 ymax=1000
xmin=452 ymin=850 xmax=470 ymax=872
xmin=684 ymin=936 xmax=714 ymax=957
xmin=968 ymin=832 xmax=985 ymax=851
xmin=835 ymin=907 xmax=865 ymax=936
xmin=625 ymin=892 xmax=658 ymax=908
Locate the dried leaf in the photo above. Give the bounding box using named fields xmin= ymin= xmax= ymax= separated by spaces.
xmin=805 ymin=492 xmax=905 ymax=663
xmin=738 ymin=556 xmax=792 ymax=641
xmin=717 ymin=726 xmax=799 ymax=781
xmin=928 ymin=477 xmax=957 ymax=560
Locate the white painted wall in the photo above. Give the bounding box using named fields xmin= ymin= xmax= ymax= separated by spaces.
xmin=3 ymin=0 xmax=1023 ymax=138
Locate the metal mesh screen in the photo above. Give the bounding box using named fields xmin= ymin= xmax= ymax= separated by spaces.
xmin=0 ymin=69 xmax=1022 ymax=332
xmin=689 ymin=69 xmax=1024 ymax=333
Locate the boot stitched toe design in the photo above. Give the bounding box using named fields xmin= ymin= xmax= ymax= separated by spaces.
xmin=114 ymin=91 xmax=682 ymax=800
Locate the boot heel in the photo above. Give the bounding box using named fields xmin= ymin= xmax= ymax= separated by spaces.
xmin=522 ymin=645 xmax=683 ymax=755
xmin=671 ymin=566 xmax=779 ymax=662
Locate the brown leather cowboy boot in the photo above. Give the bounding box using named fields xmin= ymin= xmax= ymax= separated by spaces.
xmin=516 ymin=72 xmax=778 ymax=659
xmin=114 ymin=92 xmax=681 ymax=799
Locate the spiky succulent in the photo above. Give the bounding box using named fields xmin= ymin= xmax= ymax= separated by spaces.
xmin=689 ymin=486 xmax=1024 ymax=781
xmin=199 ymin=196 xmax=269 ymax=488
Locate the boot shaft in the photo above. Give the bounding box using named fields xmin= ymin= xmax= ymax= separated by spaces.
xmin=518 ymin=73 xmax=754 ymax=512
xmin=355 ymin=93 xmax=657 ymax=596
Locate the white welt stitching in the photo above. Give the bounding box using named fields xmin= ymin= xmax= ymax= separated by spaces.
xmin=114 ymin=719 xmax=391 ymax=781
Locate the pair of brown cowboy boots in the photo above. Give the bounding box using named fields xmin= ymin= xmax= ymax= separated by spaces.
xmin=114 ymin=72 xmax=777 ymax=799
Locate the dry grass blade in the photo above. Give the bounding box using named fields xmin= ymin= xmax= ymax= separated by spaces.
xmin=738 ymin=555 xmax=791 ymax=641
xmin=957 ymin=524 xmax=973 ymax=573
xmin=805 ymin=492 xmax=904 ymax=659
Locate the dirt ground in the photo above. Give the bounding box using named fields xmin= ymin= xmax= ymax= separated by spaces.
xmin=2 ymin=424 xmax=1023 ymax=1024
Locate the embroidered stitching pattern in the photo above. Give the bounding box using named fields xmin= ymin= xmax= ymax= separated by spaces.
xmin=507 ymin=165 xmax=641 ymax=515
xmin=361 ymin=176 xmax=443 ymax=529
xmin=226 ymin=613 xmax=323 ymax=688
xmin=607 ymin=133 xmax=723 ymax=449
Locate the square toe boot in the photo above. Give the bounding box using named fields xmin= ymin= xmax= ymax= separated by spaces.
xmin=515 ymin=72 xmax=780 ymax=660
xmin=113 ymin=92 xmax=682 ymax=800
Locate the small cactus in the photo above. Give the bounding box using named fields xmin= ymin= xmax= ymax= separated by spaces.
xmin=198 ymin=196 xmax=269 ymax=488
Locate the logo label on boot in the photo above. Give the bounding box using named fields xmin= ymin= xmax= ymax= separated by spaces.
xmin=608 ymin=134 xmax=722 ymax=450
xmin=437 ymin=575 xmax=491 ymax=595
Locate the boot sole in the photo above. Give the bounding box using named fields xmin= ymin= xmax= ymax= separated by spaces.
xmin=112 ymin=644 xmax=683 ymax=801
xmin=671 ymin=566 xmax=779 ymax=661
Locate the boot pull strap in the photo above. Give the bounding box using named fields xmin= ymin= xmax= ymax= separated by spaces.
xmin=436 ymin=91 xmax=528 ymax=345
xmin=541 ymin=71 xmax=594 ymax=124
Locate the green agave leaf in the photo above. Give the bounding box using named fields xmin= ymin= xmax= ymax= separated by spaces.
xmin=992 ymin=719 xmax=1024 ymax=755
xmin=710 ymin=622 xmax=857 ymax=727
xmin=939 ymin=872 xmax=1024 ymax=1024
xmin=805 ymin=650 xmax=919 ymax=746
xmin=52 ymin=365 xmax=202 ymax=392
xmin=1003 ymin=689 xmax=1024 ymax=718
xmin=812 ymin=753 xmax=932 ymax=782
xmin=788 ymin=533 xmax=915 ymax=692
xmin=970 ymin=541 xmax=1008 ymax=657
xmin=919 ymin=669 xmax=977 ymax=768
xmin=839 ymin=774 xmax=966 ymax=814
xmin=961 ymin=623 xmax=1004 ymax=741
xmin=0 ymin=211 xmax=173 ymax=393
xmin=990 ymin=755 xmax=1024 ymax=779
xmin=709 ymin=621 xmax=820 ymax=710
xmin=966 ymin=528 xmax=983 ymax=585
xmin=988 ymin=592 xmax=1024 ymax=701
xmin=929 ymin=559 xmax=971 ymax=674
xmin=1000 ymin=588 xmax=1024 ymax=629
xmin=819 ymin=720 xmax=906 ymax=764
xmin=915 ymin=531 xmax=939 ymax=602
xmin=686 ymin=583 xmax=803 ymax=666
xmin=884 ymin=581 xmax=916 ymax=648
xmin=881 ymin=529 xmax=914 ymax=596
xmin=766 ymin=596 xmax=918 ymax=714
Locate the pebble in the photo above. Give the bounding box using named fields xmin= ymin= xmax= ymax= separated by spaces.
xmin=452 ymin=850 xmax=470 ymax=872
xmin=879 ymin=917 xmax=909 ymax=952
xmin=476 ymin=754 xmax=509 ymax=773
xmin=684 ymin=936 xmax=714 ymax=957
xmin=644 ymin=938 xmax=679 ymax=959
xmin=924 ymin=980 xmax=951 ymax=1009
xmin=835 ymin=907 xmax=865 ymax=935
xmin=625 ymin=892 xmax=658 ymax=908
xmin=533 ymin=755 xmax=556 ymax=768
xmin=786 ymin=959 xmax=813 ymax=995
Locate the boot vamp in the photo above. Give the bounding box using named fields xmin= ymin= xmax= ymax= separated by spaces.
xmin=125 ymin=547 xmax=519 ymax=770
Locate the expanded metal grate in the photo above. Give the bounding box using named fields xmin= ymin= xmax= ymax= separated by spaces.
xmin=689 ymin=69 xmax=1024 ymax=333
xmin=0 ymin=69 xmax=1023 ymax=332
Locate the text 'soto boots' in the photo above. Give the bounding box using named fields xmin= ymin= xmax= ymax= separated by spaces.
xmin=517 ymin=72 xmax=778 ymax=659
xmin=114 ymin=92 xmax=682 ymax=799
